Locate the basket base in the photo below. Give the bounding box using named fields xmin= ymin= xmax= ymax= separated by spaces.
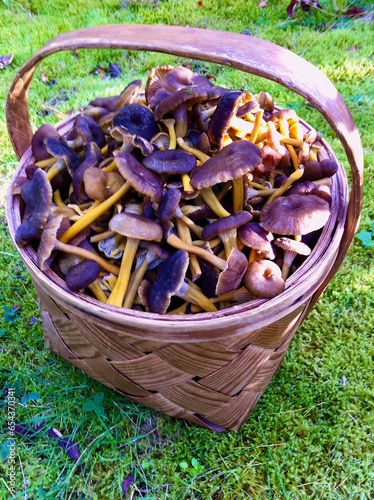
xmin=34 ymin=279 xmax=310 ymax=431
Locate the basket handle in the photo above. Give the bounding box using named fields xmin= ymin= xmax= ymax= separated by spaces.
xmin=6 ymin=25 xmax=363 ymax=301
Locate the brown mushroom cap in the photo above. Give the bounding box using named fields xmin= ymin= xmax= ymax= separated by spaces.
xmin=260 ymin=194 xmax=331 ymax=236
xmin=148 ymin=250 xmax=189 ymax=314
xmin=66 ymin=260 xmax=101 ymax=292
xmin=207 ymin=91 xmax=253 ymax=150
xmin=202 ymin=211 xmax=252 ymax=241
xmin=72 ymin=142 xmax=102 ymax=200
xmin=45 ymin=137 xmax=82 ymax=176
xmin=216 ymin=248 xmax=248 ymax=295
xmin=190 ymin=140 xmax=262 ymax=190
xmin=238 ymin=222 xmax=274 ymax=256
xmin=83 ymin=167 xmax=125 ymax=201
xmin=274 ymin=237 xmax=311 ymax=255
xmin=243 ymin=260 xmax=285 ymax=298
xmin=113 ymin=150 xmax=163 ymax=202
xmin=15 ymin=168 xmax=52 ymax=247
xmin=32 ymin=124 xmax=59 ymax=161
xmin=115 ymin=79 xmax=143 ymax=110
xmin=142 ymin=149 xmax=197 ymax=175
xmin=113 ymin=103 xmax=159 ymax=141
xmin=109 ymin=212 xmax=162 ymax=242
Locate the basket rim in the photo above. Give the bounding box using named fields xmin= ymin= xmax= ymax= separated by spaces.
xmin=5 ymin=109 xmax=348 ymax=341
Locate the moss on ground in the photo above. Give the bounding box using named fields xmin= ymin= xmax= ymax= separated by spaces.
xmin=1 ymin=0 xmax=374 ymax=498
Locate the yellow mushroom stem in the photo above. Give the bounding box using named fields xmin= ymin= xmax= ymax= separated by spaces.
xmin=232 ymin=177 xmax=243 ymax=213
xmin=217 ymin=181 xmax=232 ymax=201
xmin=192 ymin=237 xmax=221 ymax=248
xmin=166 ymin=233 xmax=227 ymax=270
xmin=309 ymin=149 xmax=317 ymax=161
xmin=211 ymin=287 xmax=252 ymax=303
xmin=176 ymin=137 xmax=210 ymax=163
xmin=248 ymin=248 xmax=257 ymax=264
xmin=53 ymin=190 xmax=66 ymax=207
xmin=46 ymin=159 xmax=66 ymax=181
xmin=178 ymin=214 xmax=203 ymax=239
xmin=286 ymin=144 xmax=299 ymax=170
xmin=166 ymin=302 xmax=189 ymax=315
xmin=123 ymin=255 xmax=150 ymax=310
xmin=53 ymin=240 xmax=120 ymax=276
xmin=160 ymin=118 xmax=177 ymax=150
xmin=106 ymin=238 xmax=139 ymax=307
xmin=230 ymin=115 xmax=255 ymax=135
xmin=35 ymin=157 xmax=58 ymax=168
xmin=248 ymin=181 xmax=267 ymax=190
xmin=88 ymin=280 xmax=108 ymax=302
xmin=279 ymin=137 xmax=304 ymax=148
xmin=249 ymin=109 xmax=264 ymax=144
xmin=101 ymin=144 xmax=109 ymax=156
xmin=176 ymin=220 xmax=202 ymax=282
xmin=102 ymin=274 xmax=117 ymax=292
xmin=90 ymin=230 xmax=116 ymax=243
xmin=59 ymin=182 xmax=131 ymax=243
xmin=200 ymin=187 xmax=231 ymax=218
xmin=218 ymin=229 xmax=238 ymax=259
xmin=278 ymin=118 xmax=289 ymax=138
xmin=289 ymin=124 xmax=304 ymax=141
xmin=101 ymin=160 xmax=118 ymax=173
xmin=264 ymin=166 xmax=304 ymax=207
xmin=177 ymin=282 xmax=217 ymax=313
xmin=295 ymin=235 xmax=302 ymax=242
xmin=255 ymin=131 xmax=268 ymax=144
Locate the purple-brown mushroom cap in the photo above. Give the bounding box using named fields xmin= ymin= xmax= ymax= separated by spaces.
xmin=109 ymin=212 xmax=162 ymax=242
xmin=32 ymin=124 xmax=59 ymax=161
xmin=15 ymin=168 xmax=52 ymax=247
xmin=45 ymin=137 xmax=82 ymax=176
xmin=243 ymin=260 xmax=285 ymax=299
xmin=148 ymin=250 xmax=189 ymax=314
xmin=190 ymin=141 xmax=262 ymax=189
xmin=238 ymin=222 xmax=274 ymax=257
xmin=158 ymin=188 xmax=182 ymax=223
xmin=66 ymin=260 xmax=101 ymax=292
xmin=260 ymin=194 xmax=331 ymax=236
xmin=113 ymin=103 xmax=159 ymax=141
xmin=274 ymin=237 xmax=311 ymax=257
xmin=202 ymin=211 xmax=252 ymax=241
xmin=216 ymin=248 xmax=248 ymax=295
xmin=114 ymin=150 xmax=163 ymax=202
xmin=143 ymin=149 xmax=197 ymax=175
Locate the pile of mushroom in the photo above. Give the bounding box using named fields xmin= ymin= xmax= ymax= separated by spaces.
xmin=14 ymin=65 xmax=337 ymax=314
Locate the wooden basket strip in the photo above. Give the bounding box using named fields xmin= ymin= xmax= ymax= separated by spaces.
xmin=34 ymin=280 xmax=70 ymax=322
xmin=40 ymin=311 xmax=78 ymax=360
xmin=244 ymin=352 xmax=287 ymax=393
xmin=127 ymin=393 xmax=197 ymax=419
xmin=159 ymin=380 xmax=232 ymax=415
xmin=70 ymin=314 xmax=145 ymax=361
xmin=154 ymin=342 xmax=240 ymax=377
xmin=52 ymin=317 xmax=101 ymax=359
xmin=250 ymin=305 xmax=305 ymax=350
xmin=111 ymin=355 xmax=193 ymax=390
xmin=199 ymin=345 xmax=273 ymax=396
xmin=204 ymin=391 xmax=263 ymax=431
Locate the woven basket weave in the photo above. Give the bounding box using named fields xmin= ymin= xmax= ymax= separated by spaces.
xmin=5 ymin=25 xmax=363 ymax=431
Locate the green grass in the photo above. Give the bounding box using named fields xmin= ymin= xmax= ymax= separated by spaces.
xmin=1 ymin=0 xmax=374 ymax=498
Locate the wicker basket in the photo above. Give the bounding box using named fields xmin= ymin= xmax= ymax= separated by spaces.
xmin=5 ymin=25 xmax=363 ymax=431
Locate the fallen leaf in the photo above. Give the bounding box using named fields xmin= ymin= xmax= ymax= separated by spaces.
xmin=342 ymin=6 xmax=367 ymax=17
xmin=240 ymin=29 xmax=251 ymax=36
xmin=109 ymin=62 xmax=122 ymax=79
xmin=122 ymin=475 xmax=135 ymax=499
xmin=0 ymin=53 xmax=13 ymax=69
xmin=40 ymin=69 xmax=49 ymax=85
xmin=347 ymin=45 xmax=356 ymax=52
xmin=72 ymin=48 xmax=79 ymax=58
xmin=258 ymin=0 xmax=269 ymax=8
xmin=197 ymin=0 xmax=203 ymax=7
xmin=48 ymin=428 xmax=80 ymax=462
xmin=286 ymin=0 xmax=322 ymax=17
